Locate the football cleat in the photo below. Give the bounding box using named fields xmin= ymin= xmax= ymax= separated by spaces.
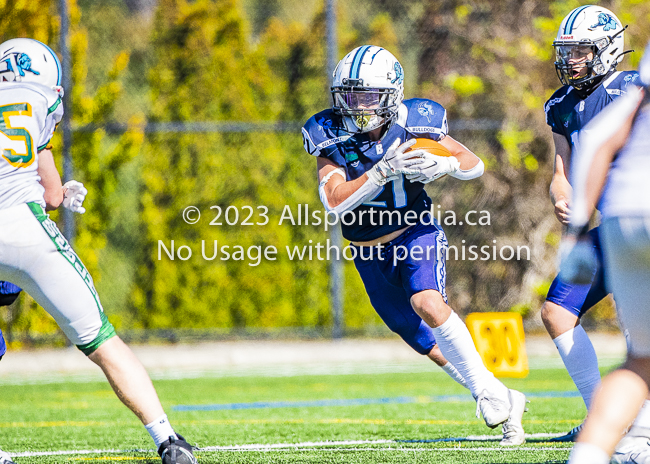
xmin=475 ymin=389 xmax=511 ymax=429
xmin=612 ymin=434 xmax=650 ymax=464
xmin=158 ymin=434 xmax=197 ymax=464
xmin=550 ymin=423 xmax=584 ymax=442
xmin=0 ymin=448 xmax=15 ymax=464
xmin=500 ymin=389 xmax=528 ymax=446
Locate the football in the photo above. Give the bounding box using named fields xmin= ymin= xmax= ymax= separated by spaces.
xmin=405 ymin=138 xmax=453 ymax=157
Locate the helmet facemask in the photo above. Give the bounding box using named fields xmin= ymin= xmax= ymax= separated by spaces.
xmin=554 ymin=42 xmax=601 ymax=89
xmin=553 ymin=27 xmax=627 ymax=91
xmin=331 ymin=78 xmax=399 ymax=133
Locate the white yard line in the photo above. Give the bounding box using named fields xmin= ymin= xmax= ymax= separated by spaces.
xmin=11 ymin=435 xmax=572 ymax=457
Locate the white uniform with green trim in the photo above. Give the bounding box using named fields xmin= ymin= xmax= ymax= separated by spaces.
xmin=0 ymin=82 xmax=115 ymax=354
xmin=0 ymin=82 xmax=62 ymax=210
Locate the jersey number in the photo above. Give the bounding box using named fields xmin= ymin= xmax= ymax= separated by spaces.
xmin=363 ymin=175 xmax=407 ymax=208
xmin=0 ymin=103 xmax=35 ymax=168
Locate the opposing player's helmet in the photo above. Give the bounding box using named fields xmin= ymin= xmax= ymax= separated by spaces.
xmin=553 ymin=5 xmax=628 ymax=90
xmin=331 ymin=45 xmax=404 ymax=133
xmin=0 ymin=38 xmax=62 ymax=90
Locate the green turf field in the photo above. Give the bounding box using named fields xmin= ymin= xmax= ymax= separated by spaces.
xmin=0 ymin=364 xmax=597 ymax=463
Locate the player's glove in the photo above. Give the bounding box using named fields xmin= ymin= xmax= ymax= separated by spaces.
xmin=367 ymin=138 xmax=428 ymax=186
xmin=62 ymin=180 xmax=88 ymax=214
xmin=405 ymin=152 xmax=461 ymax=183
xmin=558 ymin=226 xmax=596 ymax=285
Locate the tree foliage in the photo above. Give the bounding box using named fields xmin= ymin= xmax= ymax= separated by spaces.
xmin=6 ymin=0 xmax=650 ymax=342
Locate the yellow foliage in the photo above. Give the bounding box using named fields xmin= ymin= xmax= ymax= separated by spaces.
xmin=444 ymin=73 xmax=485 ymax=97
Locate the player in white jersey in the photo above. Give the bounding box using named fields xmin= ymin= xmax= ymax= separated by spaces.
xmin=563 ymin=40 xmax=650 ymax=464
xmin=0 ymin=39 xmax=196 ymax=464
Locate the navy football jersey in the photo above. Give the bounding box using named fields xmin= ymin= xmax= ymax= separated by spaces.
xmin=545 ymin=70 xmax=640 ymax=150
xmin=302 ymin=99 xmax=448 ymax=242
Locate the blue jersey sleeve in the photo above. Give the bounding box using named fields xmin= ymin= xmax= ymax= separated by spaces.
xmin=401 ymin=99 xmax=448 ymax=141
xmin=544 ymin=87 xmax=569 ymax=135
xmin=301 ymin=109 xmax=351 ymax=168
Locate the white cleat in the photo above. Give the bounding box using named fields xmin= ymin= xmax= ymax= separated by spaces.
xmin=612 ymin=434 xmax=650 ymax=464
xmin=475 ymin=389 xmax=510 ymax=429
xmin=500 ymin=389 xmax=528 ymax=446
xmin=0 ymin=449 xmax=15 ymax=464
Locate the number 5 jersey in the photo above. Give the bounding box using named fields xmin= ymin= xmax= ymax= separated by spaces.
xmin=0 ymin=82 xmax=63 ymax=210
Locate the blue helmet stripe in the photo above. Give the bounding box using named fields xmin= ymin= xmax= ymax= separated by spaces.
xmin=564 ymin=5 xmax=591 ymax=35
xmin=350 ymin=45 xmax=371 ymax=80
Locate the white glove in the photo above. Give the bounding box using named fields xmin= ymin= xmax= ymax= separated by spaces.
xmin=367 ymin=138 xmax=429 ymax=186
xmin=405 ymin=152 xmax=461 ymax=183
xmin=62 ymin=180 xmax=88 ymax=214
xmin=558 ymin=234 xmax=597 ymax=285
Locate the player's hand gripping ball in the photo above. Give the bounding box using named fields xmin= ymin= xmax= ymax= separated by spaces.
xmin=404 ymin=138 xmax=460 ymax=183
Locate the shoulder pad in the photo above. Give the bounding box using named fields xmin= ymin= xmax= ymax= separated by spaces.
xmin=12 ymin=82 xmax=61 ymax=108
xmin=302 ymin=109 xmax=352 ymax=156
xmin=544 ymin=86 xmax=572 ymax=114
xmin=401 ymin=99 xmax=448 ymax=136
xmin=603 ymin=71 xmax=640 ymax=96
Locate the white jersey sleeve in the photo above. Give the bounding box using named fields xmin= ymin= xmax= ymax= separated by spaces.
xmin=0 ymin=82 xmax=64 ymax=211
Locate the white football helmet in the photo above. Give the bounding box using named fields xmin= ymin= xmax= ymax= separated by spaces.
xmin=0 ymin=38 xmax=62 ymax=90
xmin=331 ymin=45 xmax=404 ymax=133
xmin=553 ymin=6 xmax=628 ymax=90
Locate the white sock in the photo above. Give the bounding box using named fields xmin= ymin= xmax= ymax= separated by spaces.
xmin=145 ymin=414 xmax=177 ymax=448
xmin=432 ymin=311 xmax=508 ymax=399
xmin=553 ymin=325 xmax=601 ymax=409
xmin=629 ymin=400 xmax=650 ymax=437
xmin=568 ymin=442 xmax=609 ymax=464
xmin=441 ymin=362 xmax=469 ymax=389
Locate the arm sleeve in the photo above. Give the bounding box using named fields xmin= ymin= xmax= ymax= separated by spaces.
xmin=544 ymin=103 xmax=563 ymax=135
xmin=318 ymin=170 xmax=383 ymax=215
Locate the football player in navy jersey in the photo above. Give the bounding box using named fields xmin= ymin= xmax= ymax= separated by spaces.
xmin=562 ymin=39 xmax=650 ymax=464
xmin=540 ymin=6 xmax=650 ymax=449
xmin=302 ymin=45 xmax=527 ymax=445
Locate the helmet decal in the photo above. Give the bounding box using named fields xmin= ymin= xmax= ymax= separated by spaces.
xmin=590 ymin=13 xmax=618 ymax=32
xmin=1 ymin=52 xmax=41 ymax=79
xmin=391 ymin=62 xmax=403 ymax=84
xmin=16 ymin=53 xmax=40 ymax=77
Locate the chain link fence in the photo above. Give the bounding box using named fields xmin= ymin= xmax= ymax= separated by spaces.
xmin=5 ymin=0 xmax=645 ymax=347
